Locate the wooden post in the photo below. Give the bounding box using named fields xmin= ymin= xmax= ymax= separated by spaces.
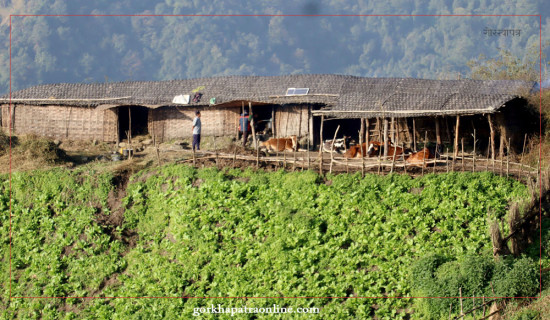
xmin=435 ymin=116 xmax=441 ymax=154
xmin=377 ymin=142 xmax=382 ymax=175
xmin=249 ymin=102 xmax=257 ymax=150
xmin=116 ymin=108 xmax=120 ymax=146
xmin=446 ymin=148 xmax=449 ymax=173
xmin=422 ymin=131 xmax=427 ymax=175
xmin=283 ymin=108 xmax=290 ymax=169
xmin=275 ymin=110 xmax=280 ymax=169
xmin=345 ymin=142 xmax=349 ymax=174
xmin=402 ymin=144 xmax=407 ymax=173
xmin=485 ymin=138 xmax=490 ymax=172
xmin=235 ymin=108 xmax=239 ymax=141
xmin=390 ymin=117 xmax=395 ymax=143
xmin=395 ymin=117 xmax=400 ymax=147
xmin=319 ymin=115 xmax=324 ymax=175
xmin=240 ymin=101 xmax=245 ymax=142
xmin=432 ymin=148 xmax=437 ymax=174
xmin=365 ymin=118 xmax=370 ymax=145
xmin=307 ymin=136 xmax=311 ymax=170
xmin=507 ymin=138 xmax=510 ymax=176
xmin=272 ymin=105 xmax=276 ymax=137
xmin=292 ymin=146 xmax=296 ymax=171
xmin=128 ymin=107 xmax=132 ymax=159
xmin=404 ymin=118 xmax=412 ymax=148
xmin=307 ymin=106 xmax=311 ymax=170
xmin=488 ymin=114 xmax=496 ymax=161
xmin=192 ymin=143 xmax=196 ymax=166
xmin=520 ymin=134 xmax=527 ymax=179
xmin=377 ymin=117 xmax=382 ymax=141
xmin=453 ymin=115 xmax=460 ymax=160
xmin=233 ymin=146 xmax=237 ymax=168
xmin=383 ymin=118 xmax=389 ymax=159
xmin=473 ymin=128 xmax=476 ymax=172
xmin=360 ymin=120 xmax=365 ymax=177
xmin=390 ymin=143 xmax=397 ymax=173
xmin=497 ymin=113 xmax=508 ymax=159
xmin=412 ymin=118 xmax=417 ymax=151
xmin=213 ymin=133 xmax=219 ymax=168
xmin=151 ymin=111 xmax=160 ymax=166
xmin=445 ymin=116 xmax=452 ymax=145
xmin=461 ymin=137 xmax=465 ymax=172
xmin=329 ymin=125 xmax=340 ymax=174
xmin=500 ymin=143 xmax=503 ymax=176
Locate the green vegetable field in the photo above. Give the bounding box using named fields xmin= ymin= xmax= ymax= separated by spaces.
xmin=0 ymin=165 xmax=538 ymax=319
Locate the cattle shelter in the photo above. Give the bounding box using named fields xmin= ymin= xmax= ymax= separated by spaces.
xmin=0 ymin=75 xmax=537 ymax=157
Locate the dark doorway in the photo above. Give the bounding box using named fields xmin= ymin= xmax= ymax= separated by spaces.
xmin=321 ymin=118 xmax=362 ymax=143
xmin=252 ymin=105 xmax=274 ymax=135
xmin=118 ymin=106 xmax=149 ymax=140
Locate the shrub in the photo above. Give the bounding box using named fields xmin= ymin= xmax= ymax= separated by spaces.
xmin=411 ymin=254 xmax=538 ymax=318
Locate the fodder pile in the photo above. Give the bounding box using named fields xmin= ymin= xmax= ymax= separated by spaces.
xmin=0 ymin=133 xmax=67 ymax=173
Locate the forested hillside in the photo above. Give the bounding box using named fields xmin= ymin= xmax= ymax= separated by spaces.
xmin=0 ymin=0 xmax=548 ymax=93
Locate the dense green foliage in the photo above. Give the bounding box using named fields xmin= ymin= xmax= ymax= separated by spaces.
xmin=0 ymin=166 xmax=532 ymax=319
xmin=411 ymin=254 xmax=538 ymax=319
xmin=0 ymin=0 xmax=547 ymax=93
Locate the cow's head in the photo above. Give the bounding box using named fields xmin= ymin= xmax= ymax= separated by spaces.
xmin=367 ymin=141 xmax=382 ymax=157
xmin=290 ymin=135 xmax=298 ymax=149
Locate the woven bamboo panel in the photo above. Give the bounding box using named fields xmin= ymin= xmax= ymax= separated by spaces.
xmin=1 ymin=105 xmax=11 ymax=130
xmin=274 ymin=105 xmax=309 ymax=137
xmin=149 ymin=106 xmax=240 ymax=140
xmin=8 ymin=104 xmax=117 ymax=142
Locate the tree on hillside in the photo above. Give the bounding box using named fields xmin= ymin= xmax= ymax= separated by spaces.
xmin=466 ymin=43 xmax=547 ymax=82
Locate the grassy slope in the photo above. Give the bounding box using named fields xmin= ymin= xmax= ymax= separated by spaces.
xmin=0 ymin=166 xmax=531 ymax=319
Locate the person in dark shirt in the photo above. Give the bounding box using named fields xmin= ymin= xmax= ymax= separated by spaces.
xmin=239 ymin=112 xmax=250 ymax=147
xmin=192 ymin=110 xmax=201 ymax=151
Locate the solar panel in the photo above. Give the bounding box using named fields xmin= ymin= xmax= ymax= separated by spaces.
xmin=286 ymin=88 xmax=309 ymax=96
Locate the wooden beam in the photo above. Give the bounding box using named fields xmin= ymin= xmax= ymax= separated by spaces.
xmin=377 ymin=118 xmax=381 ymax=141
xmin=249 ymin=102 xmax=257 ymax=149
xmin=435 ymin=117 xmax=441 ymax=145
xmin=488 ymin=114 xmax=496 ymax=161
xmin=395 ymin=118 xmax=400 ymax=146
xmin=360 ymin=119 xmax=365 ymax=176
xmin=128 ymin=107 xmax=132 ymax=159
xmin=445 ymin=116 xmax=452 ymax=144
xmin=365 ymin=118 xmax=370 ymax=144
xmin=496 ymin=113 xmax=508 ymax=158
xmin=318 ymin=115 xmax=324 ymax=175
xmin=453 ymin=115 xmax=460 ymax=159
xmin=412 ymin=118 xmax=417 ymax=151
xmin=390 ymin=117 xmax=395 ymax=143
xmin=383 ymin=118 xmax=389 ymax=158
xmin=404 ymin=118 xmax=412 ymax=147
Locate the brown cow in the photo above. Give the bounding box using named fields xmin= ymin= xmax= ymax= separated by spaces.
xmin=261 ymin=135 xmax=297 ymax=152
xmin=344 ymin=143 xmax=368 ymax=158
xmin=406 ymin=148 xmax=432 ymax=167
xmin=364 ymin=141 xmax=406 ymax=160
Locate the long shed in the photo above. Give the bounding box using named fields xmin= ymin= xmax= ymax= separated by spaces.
xmin=0 ymin=75 xmax=536 ymax=155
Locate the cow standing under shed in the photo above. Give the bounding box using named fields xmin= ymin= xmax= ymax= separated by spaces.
xmin=261 ymin=135 xmax=298 ymax=152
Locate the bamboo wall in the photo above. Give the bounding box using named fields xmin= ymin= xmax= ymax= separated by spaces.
xmin=148 ymin=106 xmax=240 ymax=142
xmin=274 ymin=105 xmax=309 ymax=137
xmin=0 ymin=104 xmax=117 ymax=142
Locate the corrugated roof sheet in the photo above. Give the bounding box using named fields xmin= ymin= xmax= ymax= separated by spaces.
xmin=0 ymin=75 xmax=534 ymax=118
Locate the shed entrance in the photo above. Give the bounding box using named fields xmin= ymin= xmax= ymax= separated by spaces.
xmin=118 ymin=106 xmax=149 ymax=141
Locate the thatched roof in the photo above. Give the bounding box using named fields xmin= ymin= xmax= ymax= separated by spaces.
xmin=0 ymin=75 xmax=534 ymax=118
